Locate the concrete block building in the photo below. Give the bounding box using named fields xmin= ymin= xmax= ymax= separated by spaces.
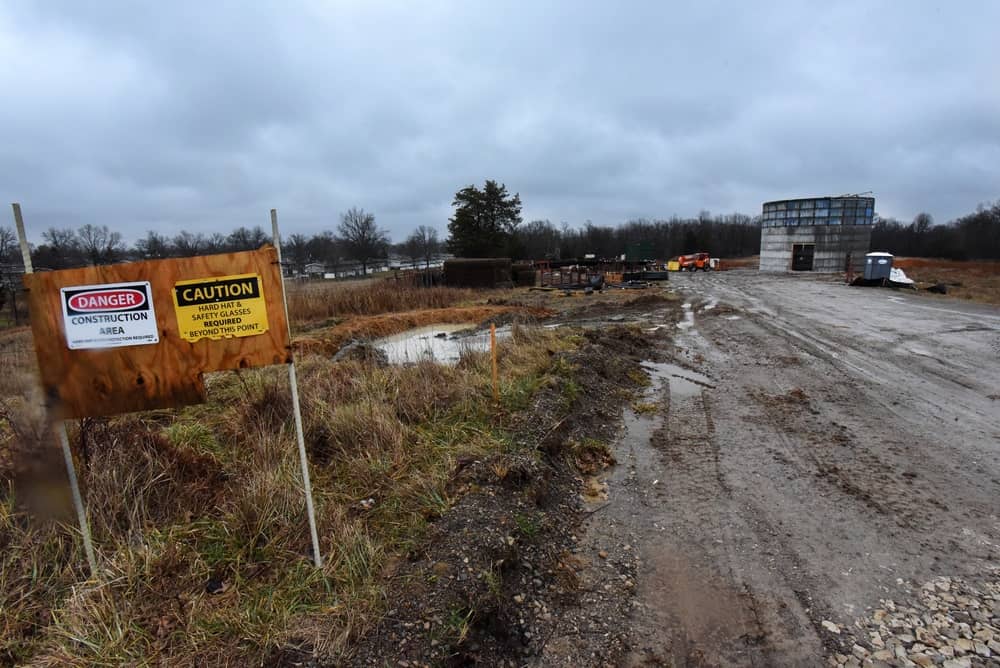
xmin=759 ymin=195 xmax=874 ymax=272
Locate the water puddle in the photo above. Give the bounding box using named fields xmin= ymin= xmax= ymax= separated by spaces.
xmin=374 ymin=324 xmax=511 ymax=365
xmin=642 ymin=361 xmax=714 ymax=398
xmin=677 ymin=303 xmax=695 ymax=330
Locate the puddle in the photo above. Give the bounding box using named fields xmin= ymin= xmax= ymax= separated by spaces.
xmin=700 ymin=298 xmax=718 ymax=312
xmin=677 ymin=303 xmax=695 ymax=330
xmin=374 ymin=324 xmax=511 ymax=365
xmin=723 ymin=315 xmax=741 ymax=321
xmin=642 ymin=361 xmax=714 ymax=398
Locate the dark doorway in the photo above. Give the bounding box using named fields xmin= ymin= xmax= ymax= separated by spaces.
xmin=791 ymin=244 xmax=814 ymax=271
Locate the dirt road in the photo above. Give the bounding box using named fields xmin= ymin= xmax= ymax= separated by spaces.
xmin=552 ymin=272 xmax=1000 ymax=666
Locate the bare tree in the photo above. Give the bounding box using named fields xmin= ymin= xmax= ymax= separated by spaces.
xmin=34 ymin=228 xmax=82 ymax=269
xmin=0 ymin=227 xmax=17 ymax=264
xmin=912 ymin=212 xmax=934 ymax=233
xmin=0 ymin=226 xmax=21 ymax=322
xmin=308 ymin=231 xmax=341 ymax=276
xmin=337 ymin=207 xmax=389 ymax=276
xmin=173 ymin=231 xmax=206 ymax=257
xmin=405 ymin=225 xmax=441 ymax=268
xmin=204 ymin=232 xmax=228 ymax=254
xmin=285 ymin=233 xmax=311 ymax=275
xmin=134 ymin=231 xmax=172 ymax=259
xmin=227 ymin=226 xmax=270 ymax=252
xmin=401 ymin=233 xmax=423 ymax=268
xmin=77 ymin=224 xmax=125 ymax=265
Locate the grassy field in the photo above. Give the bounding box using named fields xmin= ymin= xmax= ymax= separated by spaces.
xmin=0 ymin=280 xmax=586 ymax=666
xmin=285 ymin=279 xmax=482 ymax=329
xmin=893 ymin=257 xmax=1000 ymax=306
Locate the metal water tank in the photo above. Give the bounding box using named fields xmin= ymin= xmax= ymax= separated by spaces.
xmin=864 ymin=252 xmax=893 ymax=280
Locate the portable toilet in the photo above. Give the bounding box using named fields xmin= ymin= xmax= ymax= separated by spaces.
xmin=864 ymin=252 xmax=893 ymax=281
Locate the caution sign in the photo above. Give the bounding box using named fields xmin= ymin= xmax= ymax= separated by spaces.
xmin=61 ymin=281 xmax=159 ymax=350
xmin=172 ymin=273 xmax=269 ymax=342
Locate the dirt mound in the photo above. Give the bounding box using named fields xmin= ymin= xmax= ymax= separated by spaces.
xmin=567 ymin=292 xmax=675 ymax=320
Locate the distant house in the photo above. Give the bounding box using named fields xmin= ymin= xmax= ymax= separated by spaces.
xmin=303 ymin=262 xmax=325 ymax=278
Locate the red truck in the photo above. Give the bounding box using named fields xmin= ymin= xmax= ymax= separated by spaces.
xmin=677 ymin=252 xmax=712 ymax=271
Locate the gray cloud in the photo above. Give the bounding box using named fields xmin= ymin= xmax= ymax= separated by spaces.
xmin=1 ymin=0 xmax=998 ymax=243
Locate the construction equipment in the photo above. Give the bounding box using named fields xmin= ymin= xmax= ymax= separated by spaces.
xmin=677 ymin=252 xmax=712 ymax=271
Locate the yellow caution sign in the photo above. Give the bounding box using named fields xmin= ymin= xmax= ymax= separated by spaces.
xmin=172 ymin=273 xmax=269 ymax=342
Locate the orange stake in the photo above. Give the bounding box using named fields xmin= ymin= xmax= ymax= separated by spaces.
xmin=491 ymin=323 xmax=499 ymax=403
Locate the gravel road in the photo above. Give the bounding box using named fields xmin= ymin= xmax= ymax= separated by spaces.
xmin=564 ymin=271 xmax=1000 ymax=666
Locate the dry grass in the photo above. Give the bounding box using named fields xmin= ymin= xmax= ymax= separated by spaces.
xmin=285 ymin=280 xmax=482 ymax=328
xmin=0 ymin=280 xmax=580 ymax=665
xmin=717 ymin=256 xmax=760 ymax=270
xmin=894 ymin=257 xmax=1000 ymax=306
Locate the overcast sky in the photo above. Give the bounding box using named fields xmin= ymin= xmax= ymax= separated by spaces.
xmin=2 ymin=1 xmax=998 ymax=243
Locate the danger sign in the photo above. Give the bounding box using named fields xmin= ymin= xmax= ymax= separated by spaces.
xmin=172 ymin=273 xmax=270 ymax=342
xmin=60 ymin=281 xmax=159 ymax=350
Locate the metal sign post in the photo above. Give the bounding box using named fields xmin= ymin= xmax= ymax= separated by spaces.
xmin=491 ymin=323 xmax=499 ymax=403
xmin=12 ymin=203 xmax=99 ymax=578
xmin=270 ymin=208 xmax=323 ymax=568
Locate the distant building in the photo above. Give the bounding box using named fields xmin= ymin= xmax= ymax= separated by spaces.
xmin=759 ymin=195 xmax=874 ymax=272
xmin=303 ymin=262 xmax=325 ymax=278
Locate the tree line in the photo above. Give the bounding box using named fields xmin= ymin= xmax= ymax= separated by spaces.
xmin=871 ymin=202 xmax=1000 ymax=260
xmin=2 ymin=190 xmax=998 ymax=276
xmin=444 ymin=181 xmax=759 ymax=260
xmin=0 ymin=208 xmax=443 ymax=276
xmin=512 ymin=214 xmax=761 ymax=260
xmin=448 ymin=181 xmax=1000 ymax=261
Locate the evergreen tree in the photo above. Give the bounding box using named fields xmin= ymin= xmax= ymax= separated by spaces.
xmin=446 ymin=180 xmax=522 ymax=257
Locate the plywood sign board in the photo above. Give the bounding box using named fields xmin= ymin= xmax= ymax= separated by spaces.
xmin=23 ymin=246 xmax=290 ymax=419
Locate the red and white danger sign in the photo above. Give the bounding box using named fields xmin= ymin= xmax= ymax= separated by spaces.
xmin=60 ymin=281 xmax=160 ymax=350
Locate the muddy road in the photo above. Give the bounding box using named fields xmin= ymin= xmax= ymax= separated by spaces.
xmin=547 ymin=271 xmax=1000 ymax=666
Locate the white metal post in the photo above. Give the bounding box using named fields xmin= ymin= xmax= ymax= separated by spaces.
xmin=57 ymin=422 xmax=98 ymax=575
xmin=12 ymin=203 xmax=98 ymax=577
xmin=270 ymin=208 xmax=323 ymax=568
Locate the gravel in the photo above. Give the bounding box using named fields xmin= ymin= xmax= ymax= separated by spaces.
xmin=824 ymin=569 xmax=1000 ymax=667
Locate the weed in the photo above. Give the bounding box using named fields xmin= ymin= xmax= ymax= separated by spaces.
xmin=632 ymin=400 xmax=660 ymax=415
xmin=561 ymin=378 xmax=581 ymax=407
xmin=483 ymin=565 xmax=503 ymax=599
xmin=627 ymin=368 xmax=652 ymax=386
xmin=415 ymin=488 xmax=449 ymax=519
xmin=502 ymin=375 xmax=544 ymax=412
xmin=514 ymin=512 xmax=541 ymax=538
xmin=443 ymin=607 xmax=474 ymax=645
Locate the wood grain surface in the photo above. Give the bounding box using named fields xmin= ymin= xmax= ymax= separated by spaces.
xmin=23 ymin=246 xmax=291 ymax=419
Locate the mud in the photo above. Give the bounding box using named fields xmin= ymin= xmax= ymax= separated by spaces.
xmin=558 ymin=270 xmax=1000 ymax=666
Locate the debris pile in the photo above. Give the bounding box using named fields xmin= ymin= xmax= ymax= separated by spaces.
xmin=824 ymin=570 xmax=1000 ymax=667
